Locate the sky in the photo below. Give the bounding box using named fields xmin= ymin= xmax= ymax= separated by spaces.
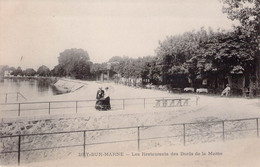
xmin=0 ymin=0 xmax=238 ymax=70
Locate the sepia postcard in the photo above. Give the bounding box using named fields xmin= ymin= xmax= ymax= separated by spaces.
xmin=0 ymin=0 xmax=260 ymax=166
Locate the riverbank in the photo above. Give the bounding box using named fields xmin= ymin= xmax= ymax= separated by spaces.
xmin=53 ymin=78 xmax=87 ymax=93
xmin=2 ymin=76 xmax=59 ymax=82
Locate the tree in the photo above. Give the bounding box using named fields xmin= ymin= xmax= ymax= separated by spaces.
xmin=221 ymin=0 xmax=260 ymax=87
xmin=11 ymin=67 xmax=23 ymax=76
xmin=0 ymin=65 xmax=9 ymax=76
xmin=58 ymin=48 xmax=91 ymax=77
xmin=106 ymin=56 xmax=158 ymax=84
xmin=146 ymin=57 xmax=162 ymax=85
xmin=91 ymin=63 xmax=107 ymax=74
xmin=24 ymin=68 xmax=37 ymax=76
xmin=193 ymin=28 xmax=255 ymax=88
xmin=9 ymin=67 xmax=16 ymax=72
xmin=108 ymin=56 xmax=123 ymax=63
xmin=155 ymin=28 xmax=212 ymax=86
xmin=72 ymin=61 xmax=92 ymax=79
xmin=37 ymin=65 xmax=50 ymax=76
xmin=155 ymin=27 xmax=256 ymax=88
xmin=108 ymin=56 xmax=133 ymax=78
xmin=50 ymin=64 xmax=66 ymax=77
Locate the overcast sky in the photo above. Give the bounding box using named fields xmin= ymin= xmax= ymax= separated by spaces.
xmin=0 ymin=0 xmax=238 ymax=70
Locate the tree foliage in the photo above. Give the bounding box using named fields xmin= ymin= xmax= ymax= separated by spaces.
xmin=37 ymin=65 xmax=50 ymax=76
xmin=108 ymin=56 xmax=123 ymax=63
xmin=153 ymin=27 xmax=257 ymax=87
xmin=91 ymin=63 xmax=108 ymax=75
xmin=11 ymin=67 xmax=23 ymax=76
xmin=221 ymin=0 xmax=260 ymax=86
xmin=155 ymin=28 xmax=215 ymax=84
xmin=24 ymin=68 xmax=37 ymax=76
xmin=0 ymin=65 xmax=10 ymax=76
xmin=109 ymin=56 xmax=156 ymax=79
xmin=50 ymin=64 xmax=66 ymax=77
xmin=221 ymin=0 xmax=259 ymax=36
xmin=57 ymin=48 xmax=92 ymax=79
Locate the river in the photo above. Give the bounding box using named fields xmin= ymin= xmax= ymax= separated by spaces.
xmin=0 ymin=78 xmax=61 ymax=102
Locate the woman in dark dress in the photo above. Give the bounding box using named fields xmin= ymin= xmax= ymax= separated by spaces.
xmin=95 ymin=87 xmax=105 ymax=110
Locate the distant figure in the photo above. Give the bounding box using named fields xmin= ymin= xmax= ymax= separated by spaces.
xmin=103 ymin=87 xmax=111 ymax=110
xmin=95 ymin=87 xmax=105 ymax=110
xmin=221 ymin=84 xmax=231 ymax=97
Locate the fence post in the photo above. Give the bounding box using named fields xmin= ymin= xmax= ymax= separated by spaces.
xmin=48 ymin=102 xmax=51 ymax=115
xmin=137 ymin=127 xmax=140 ymax=152
xmin=143 ymin=98 xmax=146 ymax=109
xmin=83 ymin=131 xmax=86 ymax=157
xmin=183 ymin=124 xmax=186 ymax=146
xmin=5 ymin=93 xmax=7 ymax=103
xmin=18 ymin=103 xmax=21 ymax=116
xmin=222 ymin=121 xmax=225 ymax=142
xmin=18 ymin=135 xmax=21 ymax=166
xmin=76 ymin=101 xmax=78 ymax=113
xmin=257 ymin=118 xmax=259 ymax=138
xmin=123 ymin=99 xmax=125 ymax=110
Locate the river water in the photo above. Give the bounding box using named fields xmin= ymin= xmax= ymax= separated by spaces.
xmin=0 ymin=78 xmax=60 ymax=102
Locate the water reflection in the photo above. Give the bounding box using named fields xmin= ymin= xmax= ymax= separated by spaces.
xmin=28 ymin=79 xmax=36 ymax=88
xmin=0 ymin=78 xmax=61 ymax=99
xmin=37 ymin=78 xmax=52 ymax=93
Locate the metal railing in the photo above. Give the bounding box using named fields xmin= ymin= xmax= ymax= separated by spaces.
xmin=0 ymin=92 xmax=27 ymax=103
xmin=0 ymin=117 xmax=259 ymax=166
xmin=0 ymin=97 xmax=198 ymax=117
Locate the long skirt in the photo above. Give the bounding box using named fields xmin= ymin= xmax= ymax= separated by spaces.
xmin=103 ymin=97 xmax=111 ymax=110
xmin=95 ymin=97 xmax=111 ymax=111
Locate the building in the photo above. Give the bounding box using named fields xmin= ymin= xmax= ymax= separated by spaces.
xmin=4 ymin=70 xmax=13 ymax=77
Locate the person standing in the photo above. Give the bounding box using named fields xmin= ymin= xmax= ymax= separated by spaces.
xmin=104 ymin=87 xmax=111 ymax=110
